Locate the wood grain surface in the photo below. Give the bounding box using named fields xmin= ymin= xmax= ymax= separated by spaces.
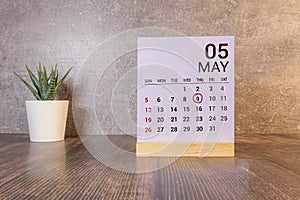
xmin=0 ymin=134 xmax=299 ymax=199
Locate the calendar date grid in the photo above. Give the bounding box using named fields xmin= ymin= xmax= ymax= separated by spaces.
xmin=141 ymin=78 xmax=230 ymax=136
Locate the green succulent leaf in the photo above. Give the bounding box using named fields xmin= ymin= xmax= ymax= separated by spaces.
xmin=45 ymin=67 xmax=59 ymax=100
xmin=38 ymin=62 xmax=48 ymax=99
xmin=25 ymin=65 xmax=41 ymax=97
xmin=43 ymin=66 xmax=49 ymax=82
xmin=14 ymin=72 xmax=42 ymax=100
xmin=55 ymin=67 xmax=72 ymax=92
xmin=14 ymin=62 xmax=72 ymax=101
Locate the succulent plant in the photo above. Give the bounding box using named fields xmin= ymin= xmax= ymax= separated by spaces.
xmin=14 ymin=62 xmax=72 ymax=100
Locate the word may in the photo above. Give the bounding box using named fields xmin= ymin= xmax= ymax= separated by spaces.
xmin=198 ymin=61 xmax=229 ymax=73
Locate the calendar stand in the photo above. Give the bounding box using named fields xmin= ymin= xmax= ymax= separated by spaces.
xmin=136 ymin=142 xmax=234 ymax=157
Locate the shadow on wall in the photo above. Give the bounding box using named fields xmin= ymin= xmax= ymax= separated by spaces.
xmin=58 ymin=83 xmax=77 ymax=137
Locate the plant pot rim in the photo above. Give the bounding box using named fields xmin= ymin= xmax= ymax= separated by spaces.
xmin=26 ymin=100 xmax=69 ymax=103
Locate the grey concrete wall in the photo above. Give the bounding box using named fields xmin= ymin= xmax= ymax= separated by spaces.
xmin=0 ymin=0 xmax=299 ymax=136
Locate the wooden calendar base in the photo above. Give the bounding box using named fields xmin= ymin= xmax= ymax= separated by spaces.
xmin=136 ymin=142 xmax=234 ymax=157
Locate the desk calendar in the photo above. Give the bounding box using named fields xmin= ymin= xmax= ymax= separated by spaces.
xmin=136 ymin=36 xmax=234 ymax=157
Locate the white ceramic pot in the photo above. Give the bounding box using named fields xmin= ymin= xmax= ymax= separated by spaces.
xmin=26 ymin=100 xmax=69 ymax=142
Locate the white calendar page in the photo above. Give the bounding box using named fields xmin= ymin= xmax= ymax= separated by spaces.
xmin=137 ymin=36 xmax=234 ymax=144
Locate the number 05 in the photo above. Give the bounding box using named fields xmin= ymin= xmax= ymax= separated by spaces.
xmin=205 ymin=43 xmax=229 ymax=59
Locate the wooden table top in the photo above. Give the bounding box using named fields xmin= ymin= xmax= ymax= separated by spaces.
xmin=0 ymin=134 xmax=299 ymax=199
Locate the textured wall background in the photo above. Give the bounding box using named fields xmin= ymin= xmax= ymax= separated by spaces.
xmin=0 ymin=0 xmax=299 ymax=136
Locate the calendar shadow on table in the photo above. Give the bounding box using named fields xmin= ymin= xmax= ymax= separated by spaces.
xmin=82 ymin=135 xmax=237 ymax=173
